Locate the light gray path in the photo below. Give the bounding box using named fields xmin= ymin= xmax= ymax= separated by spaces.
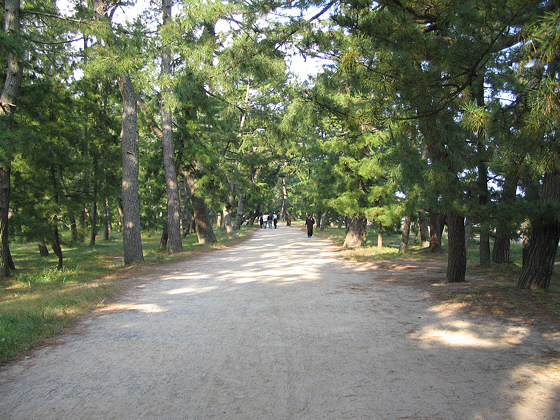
xmin=1 ymin=226 xmax=559 ymax=419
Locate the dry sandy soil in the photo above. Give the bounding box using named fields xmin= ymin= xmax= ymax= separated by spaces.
xmin=0 ymin=226 xmax=559 ymax=419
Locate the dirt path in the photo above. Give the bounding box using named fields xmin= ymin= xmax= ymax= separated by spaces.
xmin=1 ymin=227 xmax=559 ymax=419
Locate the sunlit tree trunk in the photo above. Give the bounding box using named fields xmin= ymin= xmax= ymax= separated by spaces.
xmin=343 ymin=215 xmax=367 ymax=248
xmin=160 ymin=0 xmax=182 ymax=254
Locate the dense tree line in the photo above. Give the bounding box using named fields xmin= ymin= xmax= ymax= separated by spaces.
xmin=0 ymin=0 xmax=558 ymax=289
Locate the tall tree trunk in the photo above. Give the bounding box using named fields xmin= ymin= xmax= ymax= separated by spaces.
xmin=103 ymin=198 xmax=110 ymax=240
xmin=160 ymin=219 xmax=168 ymax=250
xmin=320 ymin=208 xmax=330 ymax=231
xmin=118 ymin=72 xmax=144 ymax=264
xmin=223 ymin=205 xmax=234 ymax=238
xmin=518 ymin=168 xmax=560 ymax=289
xmin=178 ymin=175 xmax=192 ymax=237
xmin=233 ymin=194 xmax=245 ymax=230
xmin=0 ymin=0 xmax=23 ymax=278
xmin=429 ymin=210 xmax=445 ymax=253
xmin=343 ymin=215 xmax=367 ymax=248
xmin=418 ymin=211 xmax=430 ymax=248
xmin=400 ymin=215 xmax=411 ymax=254
xmin=89 ymin=156 xmax=98 ymax=246
xmin=38 ymin=241 xmax=49 ymax=257
xmin=192 ymin=195 xmax=217 ymax=244
xmin=50 ymin=166 xmax=63 ymax=270
xmin=377 ymin=225 xmax=383 ymax=249
xmin=51 ymin=224 xmax=63 ymax=270
xmin=0 ymin=166 xmax=11 ymax=277
xmin=492 ymin=175 xmax=518 ymax=264
xmin=160 ymin=0 xmax=182 ymax=254
xmin=473 ymin=74 xmax=490 ymax=266
xmin=446 ymin=210 xmax=466 ymax=283
xmin=281 ymin=177 xmax=291 ymax=226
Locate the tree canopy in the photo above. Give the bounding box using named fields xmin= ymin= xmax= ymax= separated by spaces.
xmin=0 ymin=0 xmax=558 ymax=288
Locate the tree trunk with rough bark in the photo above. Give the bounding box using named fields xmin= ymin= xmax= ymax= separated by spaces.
xmin=429 ymin=210 xmax=445 ymax=253
xmin=446 ymin=210 xmax=466 ymax=283
xmin=492 ymin=175 xmax=518 ymax=264
xmin=281 ymin=177 xmax=291 ymax=226
xmin=518 ymin=169 xmax=560 ymax=289
xmin=118 ymin=72 xmax=144 ymax=264
xmin=400 ymin=215 xmax=411 ymax=253
xmin=160 ymin=0 xmax=182 ymax=254
xmin=233 ymin=194 xmax=245 ymax=231
xmin=0 ymin=0 xmax=23 ymax=277
xmin=343 ymin=215 xmax=367 ymax=248
xmin=418 ymin=211 xmax=430 ymax=248
xmin=178 ymin=175 xmax=193 ymax=237
xmin=192 ymin=195 xmax=217 ymax=244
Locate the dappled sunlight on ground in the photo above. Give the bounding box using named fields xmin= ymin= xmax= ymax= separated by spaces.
xmin=97 ymin=303 xmax=166 ymax=314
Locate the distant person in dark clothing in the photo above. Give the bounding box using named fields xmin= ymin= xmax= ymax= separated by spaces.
xmin=273 ymin=212 xmax=278 ymax=229
xmin=305 ymin=214 xmax=315 ymax=237
xmin=259 ymin=215 xmax=264 ymax=228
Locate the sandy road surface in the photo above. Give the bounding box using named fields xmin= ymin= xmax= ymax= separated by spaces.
xmin=1 ymin=226 xmax=559 ymax=419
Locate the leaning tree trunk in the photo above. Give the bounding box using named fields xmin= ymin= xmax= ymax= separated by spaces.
xmin=446 ymin=210 xmax=466 ymax=283
xmin=399 ymin=215 xmax=411 ymax=254
xmin=518 ymin=169 xmax=560 ymax=289
xmin=192 ymin=195 xmax=217 ymax=244
xmin=343 ymin=215 xmax=367 ymax=248
xmin=118 ymin=72 xmax=144 ymax=264
xmin=0 ymin=0 xmax=23 ymax=277
xmin=160 ymin=0 xmax=182 ymax=254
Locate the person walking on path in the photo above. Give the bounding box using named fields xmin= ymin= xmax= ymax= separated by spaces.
xmin=262 ymin=213 xmax=268 ymax=228
xmin=305 ymin=214 xmax=315 ymax=237
xmin=273 ymin=212 xmax=278 ymax=229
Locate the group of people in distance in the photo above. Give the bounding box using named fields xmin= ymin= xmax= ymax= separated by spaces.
xmin=259 ymin=212 xmax=278 ymax=229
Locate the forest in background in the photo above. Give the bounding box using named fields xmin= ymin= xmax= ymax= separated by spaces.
xmin=0 ymin=0 xmax=559 ymax=289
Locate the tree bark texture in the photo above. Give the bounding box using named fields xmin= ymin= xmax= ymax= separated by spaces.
xmin=343 ymin=215 xmax=367 ymax=248
xmin=0 ymin=0 xmax=22 ymax=277
xmin=0 ymin=166 xmax=11 ymax=276
xmin=0 ymin=0 xmax=23 ymax=117
xmin=518 ymin=169 xmax=560 ymax=289
xmin=429 ymin=210 xmax=445 ymax=253
xmin=103 ymin=198 xmax=110 ymax=240
xmin=118 ymin=72 xmax=144 ymax=264
xmin=399 ymin=215 xmax=411 ymax=253
xmin=233 ymin=195 xmax=245 ymax=231
xmin=281 ymin=177 xmax=291 ymax=226
xmin=160 ymin=0 xmax=182 ymax=254
xmin=377 ymin=226 xmax=383 ymax=249
xmin=446 ymin=211 xmax=466 ymax=283
xmin=418 ymin=212 xmax=430 ymax=248
xmin=192 ymin=195 xmax=217 ymax=244
xmin=178 ymin=175 xmax=193 ymax=237
xmin=492 ymin=175 xmax=518 ymax=264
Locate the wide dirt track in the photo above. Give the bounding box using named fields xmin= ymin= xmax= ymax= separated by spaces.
xmin=1 ymin=226 xmax=559 ymax=419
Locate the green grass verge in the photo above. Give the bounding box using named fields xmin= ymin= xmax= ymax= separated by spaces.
xmin=0 ymin=227 xmax=257 ymax=364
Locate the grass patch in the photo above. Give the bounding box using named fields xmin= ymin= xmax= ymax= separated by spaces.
xmin=1 ymin=227 xmax=257 ymax=364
